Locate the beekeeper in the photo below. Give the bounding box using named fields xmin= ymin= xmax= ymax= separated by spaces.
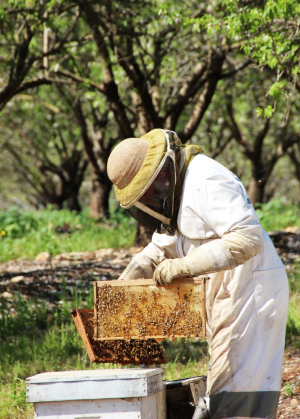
xmin=107 ymin=129 xmax=289 ymax=419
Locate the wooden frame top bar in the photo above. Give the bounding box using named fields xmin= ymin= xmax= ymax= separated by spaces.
xmin=93 ymin=277 xmax=204 ymax=287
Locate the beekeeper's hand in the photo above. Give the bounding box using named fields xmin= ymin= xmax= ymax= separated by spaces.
xmin=153 ymin=259 xmax=192 ymax=286
xmin=119 ymin=253 xmax=154 ymax=280
xmin=119 ymin=243 xmax=167 ymax=280
xmin=153 ymin=248 xmax=216 ymax=285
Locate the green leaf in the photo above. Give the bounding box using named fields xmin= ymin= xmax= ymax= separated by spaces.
xmin=256 ymin=107 xmax=263 ymax=117
xmin=267 ymin=81 xmax=286 ymax=98
xmin=264 ymin=105 xmax=275 ymax=118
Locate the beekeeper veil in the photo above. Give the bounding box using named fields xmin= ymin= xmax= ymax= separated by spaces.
xmin=107 ymin=129 xmax=202 ymax=235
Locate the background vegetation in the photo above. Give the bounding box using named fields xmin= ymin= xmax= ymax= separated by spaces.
xmin=0 ymin=205 xmax=135 ymax=263
xmin=0 ymin=199 xmax=299 ymax=263
xmin=1 ymin=0 xmax=300 ymax=219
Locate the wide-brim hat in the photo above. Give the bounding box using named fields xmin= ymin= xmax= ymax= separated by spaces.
xmin=107 ymin=129 xmax=167 ymax=208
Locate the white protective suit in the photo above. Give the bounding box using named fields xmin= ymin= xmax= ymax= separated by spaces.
xmin=120 ymin=154 xmax=289 ymax=419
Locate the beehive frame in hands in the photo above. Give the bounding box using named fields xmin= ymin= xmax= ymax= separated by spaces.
xmin=93 ymin=277 xmax=206 ymax=341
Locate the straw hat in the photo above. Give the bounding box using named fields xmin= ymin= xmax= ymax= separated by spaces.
xmin=107 ymin=129 xmax=167 ymax=208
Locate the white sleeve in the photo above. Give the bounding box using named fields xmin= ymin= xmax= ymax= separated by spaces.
xmin=187 ymin=173 xmax=264 ymax=271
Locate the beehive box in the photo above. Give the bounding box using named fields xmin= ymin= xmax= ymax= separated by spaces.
xmin=93 ymin=278 xmax=206 ymax=341
xmin=71 ymin=308 xmax=166 ymax=365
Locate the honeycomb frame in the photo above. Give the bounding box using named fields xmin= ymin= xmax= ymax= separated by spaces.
xmin=71 ymin=309 xmax=166 ymax=365
xmin=93 ymin=278 xmax=206 ymax=341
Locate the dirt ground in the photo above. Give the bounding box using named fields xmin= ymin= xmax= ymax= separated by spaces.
xmin=278 ymin=348 xmax=300 ymax=418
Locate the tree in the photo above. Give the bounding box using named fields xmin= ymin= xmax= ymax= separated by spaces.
xmin=0 ymin=0 xmax=87 ymax=112
xmin=68 ymin=0 xmax=249 ymax=142
xmin=62 ymin=88 xmax=116 ymax=219
xmin=44 ymin=0 xmax=251 ymax=245
xmin=2 ymin=0 xmax=300 ymax=243
xmin=197 ymin=0 xmax=300 ymax=117
xmin=0 ymin=89 xmax=88 ymax=210
xmin=226 ymin=99 xmax=299 ymax=205
xmin=195 ymin=67 xmax=300 ymax=205
xmin=287 ymin=142 xmax=300 ymax=199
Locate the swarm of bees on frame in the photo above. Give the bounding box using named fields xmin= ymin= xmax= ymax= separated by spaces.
xmin=94 ymin=283 xmax=204 ymax=362
xmin=91 ymin=338 xmax=166 ymax=366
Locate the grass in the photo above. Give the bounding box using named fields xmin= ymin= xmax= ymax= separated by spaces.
xmin=255 ymin=199 xmax=300 ymax=231
xmin=0 ymin=206 xmax=136 ymax=263
xmin=0 ymin=377 xmax=33 ymax=419
xmin=283 ymin=382 xmax=295 ymax=397
xmin=0 ymin=199 xmax=299 ymax=263
xmin=286 ymin=293 xmax=300 ymax=346
xmin=0 ymin=198 xmax=300 ymax=417
xmin=163 ymin=357 xmax=208 ymax=381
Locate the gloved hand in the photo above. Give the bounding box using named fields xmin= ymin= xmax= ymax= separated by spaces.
xmin=153 ymin=258 xmax=192 ymax=286
xmin=119 ymin=253 xmax=154 ymax=280
xmin=153 ymin=245 xmax=218 ymax=286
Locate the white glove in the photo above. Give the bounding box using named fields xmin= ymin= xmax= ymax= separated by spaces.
xmin=118 ymin=242 xmax=168 ymax=280
xmin=153 ymin=258 xmax=192 ymax=286
xmin=153 ymin=249 xmax=213 ymax=286
xmin=119 ymin=253 xmax=155 ymax=280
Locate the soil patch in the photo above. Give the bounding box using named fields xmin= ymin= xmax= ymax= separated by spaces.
xmin=278 ymin=348 xmax=300 ymax=418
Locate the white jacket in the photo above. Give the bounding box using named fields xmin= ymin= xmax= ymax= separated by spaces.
xmin=121 ymin=154 xmax=289 ymax=419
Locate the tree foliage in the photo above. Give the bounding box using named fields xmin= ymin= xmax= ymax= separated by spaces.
xmin=197 ymin=0 xmax=300 ymax=116
xmin=0 ymin=0 xmax=300 ymax=218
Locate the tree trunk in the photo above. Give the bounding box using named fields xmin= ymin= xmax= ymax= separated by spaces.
xmin=247 ymin=177 xmax=265 ymax=206
xmin=89 ymin=172 xmax=111 ymax=219
xmin=134 ymin=223 xmax=153 ymax=247
xmin=66 ymin=192 xmax=81 ymax=212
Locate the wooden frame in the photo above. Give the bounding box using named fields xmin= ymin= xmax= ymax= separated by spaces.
xmin=71 ymin=309 xmax=112 ymax=363
xmin=93 ymin=277 xmax=206 ymax=341
xmin=71 ymin=308 xmax=166 ymax=365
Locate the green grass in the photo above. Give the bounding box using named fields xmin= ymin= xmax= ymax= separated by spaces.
xmin=0 ymin=206 xmax=136 ymax=263
xmin=0 ymin=377 xmax=33 ymax=419
xmin=286 ymin=293 xmax=300 ymax=346
xmin=0 ymin=199 xmax=299 ymax=263
xmin=283 ymin=382 xmax=294 ymax=397
xmin=163 ymin=357 xmax=208 ymax=381
xmin=255 ymin=199 xmax=300 ymax=231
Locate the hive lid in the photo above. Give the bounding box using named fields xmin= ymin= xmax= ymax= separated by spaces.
xmin=26 ymin=368 xmax=163 ymax=402
xmin=26 ymin=368 xmax=163 ymax=384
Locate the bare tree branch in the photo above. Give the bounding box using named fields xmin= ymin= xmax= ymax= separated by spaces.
xmin=226 ymin=98 xmax=252 ymax=156
xmin=74 ymin=0 xmax=133 ymax=138
xmin=179 ymin=50 xmax=225 ymax=142
xmin=164 ymin=61 xmax=208 ymax=129
xmin=55 ymin=69 xmax=105 ymax=93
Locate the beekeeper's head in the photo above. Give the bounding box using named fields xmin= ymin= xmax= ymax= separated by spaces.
xmin=107 ymin=129 xmax=180 ymax=234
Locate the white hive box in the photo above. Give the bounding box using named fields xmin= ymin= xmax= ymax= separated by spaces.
xmin=26 ymin=368 xmax=166 ymax=419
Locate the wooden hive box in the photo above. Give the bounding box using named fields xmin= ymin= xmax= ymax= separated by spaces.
xmin=93 ymin=278 xmax=206 ymax=341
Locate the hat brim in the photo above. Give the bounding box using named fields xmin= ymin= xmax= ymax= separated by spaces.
xmin=115 ymin=129 xmax=166 ymax=208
